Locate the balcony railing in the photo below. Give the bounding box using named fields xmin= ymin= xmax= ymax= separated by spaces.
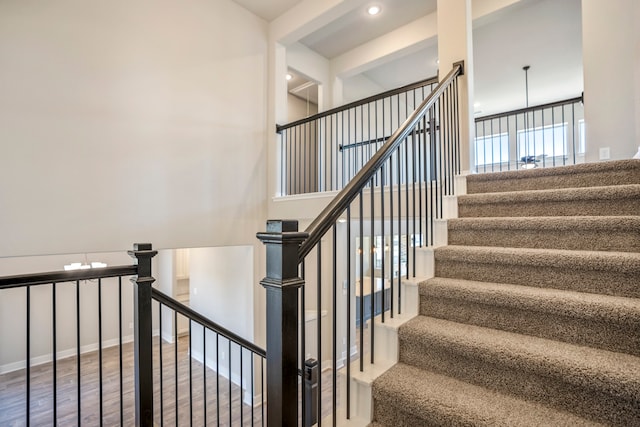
xmin=0 ymin=243 xmax=266 ymax=426
xmin=474 ymin=95 xmax=584 ymax=173
xmin=277 ymin=76 xmax=439 ymax=195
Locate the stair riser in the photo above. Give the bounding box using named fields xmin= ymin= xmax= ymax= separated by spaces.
xmin=399 ymin=337 xmax=639 ymax=425
xmin=448 ymin=228 xmax=640 ymax=252
xmin=420 ymin=296 xmax=640 ymax=357
xmin=434 ymin=260 xmax=640 ymax=298
xmin=466 ymin=164 xmax=640 ymax=194
xmin=371 ymin=399 xmax=448 ymax=427
xmin=458 ymin=198 xmax=639 ymax=218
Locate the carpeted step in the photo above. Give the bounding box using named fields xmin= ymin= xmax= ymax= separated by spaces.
xmin=419 ymin=277 xmax=640 ymax=356
xmin=466 ymin=159 xmax=640 ymax=194
xmin=434 ymin=245 xmax=640 ymax=298
xmin=457 ymin=184 xmax=640 ymax=218
xmin=447 ymin=216 xmax=640 ymax=252
xmin=372 ymin=362 xmax=604 ymax=427
xmin=398 ymin=317 xmax=640 ymax=425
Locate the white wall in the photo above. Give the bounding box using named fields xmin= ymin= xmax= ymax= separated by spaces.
xmin=287 ymin=94 xmax=318 ymax=122
xmin=188 ymin=246 xmax=256 ymax=401
xmin=0 ymin=0 xmax=268 ymax=257
xmin=582 ymin=0 xmax=639 ymax=161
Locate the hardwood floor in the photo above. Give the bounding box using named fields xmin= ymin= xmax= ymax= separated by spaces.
xmin=0 ymin=335 xmax=341 ymax=426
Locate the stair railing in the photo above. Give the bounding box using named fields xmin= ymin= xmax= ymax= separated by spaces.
xmin=259 ymin=62 xmax=464 ymax=426
xmin=0 ymin=243 xmax=266 ymax=427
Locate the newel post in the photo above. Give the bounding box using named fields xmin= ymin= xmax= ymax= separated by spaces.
xmin=257 ymin=220 xmax=308 ymax=427
xmin=128 ymin=243 xmax=158 ymax=427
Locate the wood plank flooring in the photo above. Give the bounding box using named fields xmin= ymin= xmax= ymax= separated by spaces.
xmin=0 ymin=335 xmax=340 ymax=426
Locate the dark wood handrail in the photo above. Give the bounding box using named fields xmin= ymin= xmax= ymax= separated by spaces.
xmin=276 ymin=75 xmax=439 ymax=133
xmin=475 ymin=95 xmax=583 ymax=122
xmin=151 ymin=287 xmax=267 ymax=358
xmin=0 ymin=265 xmax=138 ymax=289
xmin=298 ymin=63 xmax=463 ymax=260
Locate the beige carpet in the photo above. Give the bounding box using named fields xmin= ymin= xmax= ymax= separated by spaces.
xmin=372 ymin=159 xmax=640 ymax=426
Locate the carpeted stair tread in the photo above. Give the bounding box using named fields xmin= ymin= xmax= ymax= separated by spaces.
xmin=420 ymin=277 xmax=640 ymax=324
xmin=419 ymin=277 xmax=640 ymax=355
xmin=434 ymin=245 xmax=640 ymax=297
xmin=372 ymin=362 xmax=604 ymax=427
xmin=466 ymin=159 xmax=640 ymax=194
xmin=447 ymin=216 xmax=640 ymax=251
xmin=458 ymin=184 xmax=640 ymax=217
xmin=399 ymin=317 xmax=640 ymax=406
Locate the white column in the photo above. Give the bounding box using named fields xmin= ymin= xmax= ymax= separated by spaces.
xmin=437 ymin=0 xmax=475 ymax=173
xmin=268 ymin=42 xmax=288 ymax=199
xmin=582 ymin=0 xmax=639 ymax=161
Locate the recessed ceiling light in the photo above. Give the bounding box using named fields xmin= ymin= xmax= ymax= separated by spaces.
xmin=367 ymin=5 xmax=381 ymax=15
xmin=286 ymin=73 xmax=293 ymax=81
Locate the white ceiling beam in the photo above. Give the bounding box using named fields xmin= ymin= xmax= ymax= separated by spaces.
xmin=331 ymin=0 xmax=523 ymax=79
xmin=270 ymin=0 xmax=369 ymax=45
xmin=331 ymin=12 xmax=438 ymax=79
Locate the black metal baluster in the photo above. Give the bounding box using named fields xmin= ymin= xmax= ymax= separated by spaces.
xmin=499 ymin=116 xmax=504 ymax=171
xmin=336 ymin=111 xmax=347 ymax=189
xmin=397 ymin=146 xmax=402 ymax=314
xmin=418 ymin=89 xmax=424 ymax=247
xmin=301 ymin=260 xmax=306 ymax=421
xmin=562 ymin=105 xmax=567 ymax=166
xmin=159 ymin=304 xmax=164 ymax=427
xmin=423 ymin=112 xmax=429 ymax=245
xmin=228 ymin=339 xmax=232 ymax=427
xmin=76 ymin=280 xmax=81 ymax=426
xmin=542 ymin=109 xmax=547 ymax=167
xmin=412 ymin=126 xmax=417 ymax=277
xmin=370 ymin=177 xmax=375 ymax=364
xmin=251 ymin=352 xmax=255 ymax=426
xmin=216 ymin=334 xmax=220 ymax=427
xmin=572 ymin=103 xmax=576 ymax=164
xmin=26 ymin=285 xmax=31 ymax=427
xmin=240 ymin=346 xmax=243 ymax=426
xmin=552 ymin=107 xmax=556 ymax=167
xmin=99 ymin=278 xmax=104 ymax=426
xmin=482 ymin=119 xmax=487 ymax=173
xmin=320 ymin=117 xmax=324 ymax=192
xmin=346 ymin=205 xmax=352 ymax=418
xmin=438 ymin=98 xmax=444 ymax=219
xmin=359 ymin=191 xmax=364 ymax=372
xmin=332 ymin=224 xmax=337 ymax=427
xmin=203 ymin=327 xmax=206 ymax=427
xmin=506 ymin=116 xmax=511 ymax=170
xmin=405 ymin=136 xmax=410 ymax=280
xmin=389 ymin=124 xmax=395 ymax=319
xmin=189 ymin=321 xmax=193 ymax=427
xmin=174 ymin=311 xmax=179 ymax=427
xmin=294 ymin=125 xmax=298 ymax=194
xmin=381 ymin=162 xmax=386 ymax=323
xmin=304 ymin=122 xmax=308 ymax=194
xmin=261 ymin=357 xmax=264 ymax=427
xmin=119 ymin=276 xmax=123 ymax=427
xmin=52 ymin=283 xmax=57 ymax=426
xmin=317 ymin=241 xmax=322 ymax=427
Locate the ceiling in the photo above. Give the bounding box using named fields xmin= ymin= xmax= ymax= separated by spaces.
xmin=231 ymin=0 xmax=302 ymax=22
xmin=233 ymin=0 xmax=583 ymax=116
xmin=300 ymin=0 xmax=437 ymax=58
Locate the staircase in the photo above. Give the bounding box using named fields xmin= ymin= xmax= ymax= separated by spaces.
xmin=371 ymin=159 xmax=640 ymax=426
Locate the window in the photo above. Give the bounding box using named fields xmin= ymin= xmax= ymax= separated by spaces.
xmin=474 ymin=133 xmax=509 ymax=166
xmin=517 ymin=123 xmax=567 ymax=159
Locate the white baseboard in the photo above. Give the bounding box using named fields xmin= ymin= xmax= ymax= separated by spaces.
xmin=0 ymin=334 xmax=135 ymax=375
